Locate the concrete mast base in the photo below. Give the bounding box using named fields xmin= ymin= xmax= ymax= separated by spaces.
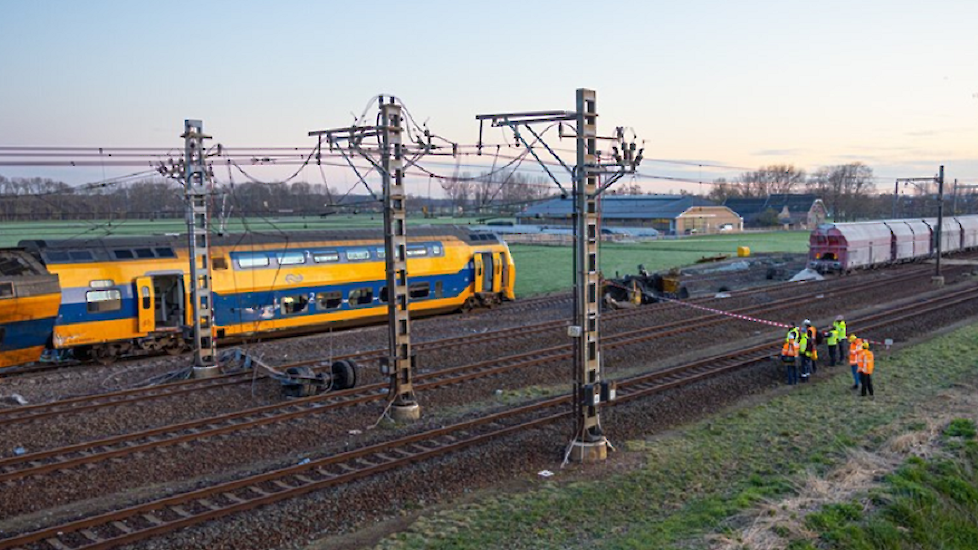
xmin=569 ymin=438 xmax=608 ymax=463
xmin=390 ymin=402 xmax=421 ymax=422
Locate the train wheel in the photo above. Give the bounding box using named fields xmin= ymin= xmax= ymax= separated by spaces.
xmin=331 ymin=359 xmax=357 ymax=390
xmin=164 ymin=338 xmax=187 ymax=356
xmin=92 ymin=345 xmax=118 ymax=366
xmin=73 ymin=346 xmax=93 ymax=362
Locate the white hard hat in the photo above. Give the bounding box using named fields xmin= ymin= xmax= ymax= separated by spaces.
xmin=803 ymin=319 xmax=811 ymax=326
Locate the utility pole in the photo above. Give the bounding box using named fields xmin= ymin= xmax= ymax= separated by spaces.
xmin=476 ymin=89 xmax=642 ymax=462
xmin=892 ymin=179 xmax=899 ymax=219
xmin=935 ymin=165 xmax=944 ymax=284
xmin=310 ymin=96 xmax=436 ymax=421
xmin=182 ymin=120 xmax=219 ymax=378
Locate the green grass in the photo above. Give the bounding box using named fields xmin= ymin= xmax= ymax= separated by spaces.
xmin=797 ymin=419 xmax=978 ymax=550
xmin=512 ymin=231 xmax=809 ymax=296
xmin=372 ymin=322 xmax=978 ymax=550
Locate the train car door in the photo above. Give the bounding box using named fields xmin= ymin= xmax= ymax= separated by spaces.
xmin=135 ymin=276 xmax=155 ymax=333
xmin=492 ymin=252 xmax=503 ymax=292
xmin=473 ymin=254 xmax=485 ymax=293
xmin=481 ymin=253 xmax=494 ymax=292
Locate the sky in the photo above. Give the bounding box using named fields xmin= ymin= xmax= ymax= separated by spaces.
xmin=1 ymin=0 xmax=977 ymax=196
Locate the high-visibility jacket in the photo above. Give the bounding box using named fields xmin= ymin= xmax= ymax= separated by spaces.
xmin=858 ymin=349 xmax=875 ymax=375
xmin=826 ymin=329 xmax=838 ymax=346
xmin=785 ymin=327 xmax=800 ymax=343
xmin=781 ymin=340 xmax=799 ymax=357
xmin=800 ymin=332 xmax=817 ymax=359
xmin=833 ymin=320 xmax=847 ymax=341
xmin=849 ymin=339 xmax=862 ymax=365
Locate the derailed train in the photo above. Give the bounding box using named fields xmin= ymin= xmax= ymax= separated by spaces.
xmin=808 ymin=215 xmax=978 ymax=273
xmin=0 ymin=226 xmax=515 ymax=369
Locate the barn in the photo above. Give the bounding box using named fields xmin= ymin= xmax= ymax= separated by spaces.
xmin=516 ymin=195 xmax=743 ymax=235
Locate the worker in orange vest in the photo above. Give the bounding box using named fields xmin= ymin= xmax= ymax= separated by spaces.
xmin=848 ymin=334 xmax=862 ymax=390
xmin=858 ymin=340 xmax=875 ymax=397
xmin=781 ymin=334 xmax=799 ymax=385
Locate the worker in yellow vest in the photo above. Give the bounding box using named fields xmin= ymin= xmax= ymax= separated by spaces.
xmin=858 ymin=341 xmax=875 ymax=397
xmin=781 ymin=334 xmax=799 ymax=385
xmin=848 ymin=334 xmax=862 ymax=390
xmin=826 ymin=326 xmax=839 ymax=366
xmin=798 ymin=320 xmax=815 ymax=382
xmin=833 ymin=315 xmax=847 ymax=365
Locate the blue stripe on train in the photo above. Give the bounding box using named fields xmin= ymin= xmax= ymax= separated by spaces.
xmin=51 ymin=268 xmax=473 ymax=328
xmin=0 ymin=317 xmax=58 ymax=351
xmin=214 ymin=270 xmax=471 ymax=325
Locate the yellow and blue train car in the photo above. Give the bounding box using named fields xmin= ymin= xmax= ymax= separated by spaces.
xmin=5 ymin=226 xmax=515 ymax=365
xmin=0 ymin=251 xmax=61 ymax=369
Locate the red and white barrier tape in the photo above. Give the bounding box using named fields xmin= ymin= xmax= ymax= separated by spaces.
xmin=655 ymin=294 xmax=890 ymax=348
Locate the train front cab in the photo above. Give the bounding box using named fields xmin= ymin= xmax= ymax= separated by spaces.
xmin=471 ymin=245 xmax=516 ymax=306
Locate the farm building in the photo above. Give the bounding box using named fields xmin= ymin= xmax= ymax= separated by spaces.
xmin=723 ymin=193 xmax=826 ymax=229
xmin=516 ymin=195 xmax=743 ymax=235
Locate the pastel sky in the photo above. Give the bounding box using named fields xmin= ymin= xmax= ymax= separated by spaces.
xmin=1 ymin=0 xmax=976 ymax=195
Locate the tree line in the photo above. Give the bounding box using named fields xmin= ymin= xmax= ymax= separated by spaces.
xmin=2 ymin=165 xmax=975 ymax=223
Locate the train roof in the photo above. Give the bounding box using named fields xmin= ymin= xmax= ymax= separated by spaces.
xmin=18 ymin=225 xmax=500 ymax=253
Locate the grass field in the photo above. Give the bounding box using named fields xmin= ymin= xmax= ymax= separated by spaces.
xmin=375 ymin=322 xmax=978 ymax=550
xmin=511 ymin=231 xmax=810 ymax=296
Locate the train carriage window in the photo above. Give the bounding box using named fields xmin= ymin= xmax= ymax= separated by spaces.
xmin=379 ymin=287 xmax=388 ymax=302
xmin=348 ymin=287 xmax=374 ymax=306
xmin=312 ymin=251 xmax=339 ymax=263
xmin=316 ymin=291 xmax=342 ymax=310
xmin=409 ymin=282 xmax=430 ymax=299
xmin=0 ymin=282 xmax=13 ymax=299
xmin=280 ymin=294 xmax=309 ymax=315
xmin=0 ymin=326 xmax=5 ymax=345
xmin=113 ymin=250 xmax=135 ymax=259
xmin=212 ymin=257 xmax=228 ymax=270
xmin=46 ymin=251 xmax=70 ymax=262
xmin=276 ymin=251 xmax=306 ymax=266
xmin=432 ymin=244 xmax=442 ymax=256
xmin=135 ymin=248 xmax=155 ymax=259
xmin=86 ymin=289 xmax=122 ymax=313
xmin=236 ymin=253 xmax=270 ymax=269
xmin=346 ymin=249 xmax=371 ymax=262
xmin=69 ymin=251 xmax=93 ymax=261
xmin=89 ymin=279 xmax=114 ymax=289
xmin=155 ymin=248 xmax=176 ymax=258
xmin=406 ymin=245 xmax=427 ymax=257
xmin=375 ymin=248 xmax=385 ymax=260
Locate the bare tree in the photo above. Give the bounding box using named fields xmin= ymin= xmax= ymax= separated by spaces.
xmin=736 ymin=164 xmax=806 ymax=197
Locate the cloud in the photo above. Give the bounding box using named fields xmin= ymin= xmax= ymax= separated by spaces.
xmin=753 ymin=149 xmax=805 ymax=156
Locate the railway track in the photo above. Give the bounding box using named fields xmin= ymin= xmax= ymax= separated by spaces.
xmin=0 ymin=265 xmax=939 ymax=429
xmin=2 ymin=279 xmax=975 ymax=488
xmin=1 ymin=284 xmax=972 ymax=550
